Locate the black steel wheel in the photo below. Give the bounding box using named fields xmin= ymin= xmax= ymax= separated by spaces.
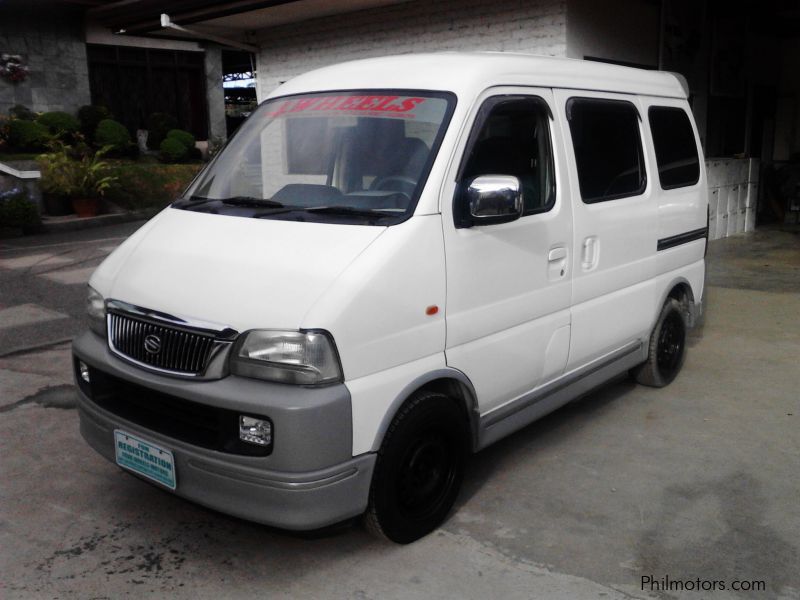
xmin=365 ymin=391 xmax=467 ymax=544
xmin=632 ymin=298 xmax=687 ymax=387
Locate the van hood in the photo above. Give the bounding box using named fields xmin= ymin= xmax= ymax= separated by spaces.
xmin=94 ymin=208 xmax=385 ymax=332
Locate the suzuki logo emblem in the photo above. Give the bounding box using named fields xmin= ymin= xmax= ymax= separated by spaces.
xmin=144 ymin=334 xmax=162 ymax=355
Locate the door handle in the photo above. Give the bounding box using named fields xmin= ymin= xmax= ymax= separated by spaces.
xmin=581 ymin=236 xmax=599 ymax=270
xmin=547 ymin=245 xmax=567 ymax=280
xmin=548 ymin=247 xmax=567 ymax=262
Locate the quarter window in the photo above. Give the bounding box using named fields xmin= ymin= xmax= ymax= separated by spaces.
xmin=648 ymin=106 xmax=700 ymax=189
xmin=567 ymin=98 xmax=646 ymax=203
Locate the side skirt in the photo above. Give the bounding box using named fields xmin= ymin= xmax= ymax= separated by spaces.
xmin=476 ymin=341 xmax=645 ymax=450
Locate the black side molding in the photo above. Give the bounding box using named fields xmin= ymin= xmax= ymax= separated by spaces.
xmin=657 ymin=227 xmax=708 ymax=252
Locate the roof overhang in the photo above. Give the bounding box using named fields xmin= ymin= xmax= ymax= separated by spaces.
xmin=84 ymin=0 xmax=413 ymax=47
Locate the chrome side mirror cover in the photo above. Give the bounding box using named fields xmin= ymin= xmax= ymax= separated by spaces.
xmin=463 ymin=175 xmax=523 ymax=226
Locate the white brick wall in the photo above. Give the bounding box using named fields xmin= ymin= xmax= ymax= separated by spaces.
xmin=256 ymin=0 xmax=567 ymax=96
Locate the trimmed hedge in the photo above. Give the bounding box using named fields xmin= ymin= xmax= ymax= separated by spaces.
xmin=159 ymin=137 xmax=188 ymax=162
xmin=95 ymin=119 xmax=131 ymax=153
xmin=146 ymin=112 xmax=178 ymax=149
xmin=6 ymin=120 xmax=49 ymax=151
xmin=104 ymin=161 xmax=201 ymax=210
xmin=166 ymin=128 xmax=195 ymax=150
xmin=37 ymin=111 xmax=80 ymax=137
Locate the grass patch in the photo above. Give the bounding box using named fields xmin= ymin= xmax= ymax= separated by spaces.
xmin=104 ymin=161 xmax=202 ymax=210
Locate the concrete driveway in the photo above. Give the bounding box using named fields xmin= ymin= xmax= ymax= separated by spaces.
xmin=1 ymin=224 xmax=798 ymax=599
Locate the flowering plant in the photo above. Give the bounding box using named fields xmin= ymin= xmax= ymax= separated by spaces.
xmin=0 ymin=54 xmax=29 ymax=84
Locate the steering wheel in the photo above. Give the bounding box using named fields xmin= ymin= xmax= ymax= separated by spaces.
xmin=370 ymin=175 xmax=418 ymax=197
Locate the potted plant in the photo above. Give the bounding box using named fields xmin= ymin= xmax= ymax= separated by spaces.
xmin=38 ymin=143 xmax=116 ymax=217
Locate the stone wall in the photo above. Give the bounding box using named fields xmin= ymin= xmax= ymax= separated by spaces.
xmin=256 ymin=0 xmax=567 ymax=97
xmin=0 ymin=5 xmax=91 ymax=116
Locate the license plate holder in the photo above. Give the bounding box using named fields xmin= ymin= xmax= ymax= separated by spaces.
xmin=114 ymin=430 xmax=176 ymax=490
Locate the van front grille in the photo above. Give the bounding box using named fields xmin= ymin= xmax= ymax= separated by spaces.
xmin=108 ymin=312 xmax=220 ymax=375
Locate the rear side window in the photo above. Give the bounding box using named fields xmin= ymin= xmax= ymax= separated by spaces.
xmin=648 ymin=106 xmax=700 ymax=189
xmin=567 ymin=98 xmax=646 ymax=203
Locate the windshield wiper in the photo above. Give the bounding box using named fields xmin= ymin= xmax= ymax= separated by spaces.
xmin=179 ymin=195 xmax=284 ymax=209
xmin=220 ymin=196 xmax=284 ymax=208
xmin=302 ymin=206 xmax=388 ymax=218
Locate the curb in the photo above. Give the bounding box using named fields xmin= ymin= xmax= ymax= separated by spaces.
xmin=39 ymin=209 xmax=159 ymax=234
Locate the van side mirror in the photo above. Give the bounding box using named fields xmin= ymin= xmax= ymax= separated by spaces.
xmin=462 ymin=175 xmax=523 ymax=227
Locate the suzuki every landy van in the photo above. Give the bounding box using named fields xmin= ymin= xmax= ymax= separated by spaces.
xmin=73 ymin=53 xmax=707 ymax=543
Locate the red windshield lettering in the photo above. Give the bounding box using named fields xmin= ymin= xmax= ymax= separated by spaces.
xmin=266 ymin=100 xmax=291 ymax=117
xmin=313 ymin=96 xmax=343 ymax=111
xmin=355 ymin=96 xmax=391 ymax=110
xmin=388 ymin=97 xmax=425 ymax=112
xmin=288 ymin=98 xmax=320 ymax=113
xmin=268 ymin=95 xmax=427 ymax=117
xmin=337 ymin=96 xmax=368 ymax=110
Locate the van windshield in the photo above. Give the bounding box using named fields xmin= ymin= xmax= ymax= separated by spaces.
xmin=177 ymin=90 xmax=455 ymax=225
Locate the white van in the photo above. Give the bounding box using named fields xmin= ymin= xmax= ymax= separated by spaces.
xmin=74 ymin=53 xmax=707 ymax=544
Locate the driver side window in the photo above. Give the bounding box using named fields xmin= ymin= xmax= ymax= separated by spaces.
xmin=460 ymin=96 xmax=556 ymax=216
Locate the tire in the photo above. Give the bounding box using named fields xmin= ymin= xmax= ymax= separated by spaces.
xmin=632 ymin=298 xmax=687 ymax=387
xmin=364 ymin=391 xmax=468 ymax=544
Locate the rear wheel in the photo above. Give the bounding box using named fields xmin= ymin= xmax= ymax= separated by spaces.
xmin=365 ymin=391 xmax=467 ymax=544
xmin=632 ymin=298 xmax=687 ymax=387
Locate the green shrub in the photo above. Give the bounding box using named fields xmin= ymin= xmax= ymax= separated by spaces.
xmin=159 ymin=137 xmax=188 ymax=163
xmin=78 ymin=105 xmax=113 ymax=141
xmin=6 ymin=120 xmax=49 ymax=151
xmin=146 ymin=112 xmax=178 ymax=149
xmin=8 ymin=104 xmax=36 ymax=121
xmin=36 ymin=111 xmax=80 ymax=138
xmin=95 ymin=119 xmax=131 ymax=153
xmin=104 ymin=161 xmax=201 ymax=210
xmin=0 ymin=188 xmax=40 ymax=230
xmin=166 ymin=128 xmax=195 ymax=150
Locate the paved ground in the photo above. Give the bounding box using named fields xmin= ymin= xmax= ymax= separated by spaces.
xmin=0 ymin=224 xmax=798 ymax=599
xmin=0 ymin=221 xmax=146 ymax=356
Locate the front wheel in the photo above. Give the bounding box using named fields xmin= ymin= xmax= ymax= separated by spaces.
xmin=632 ymin=298 xmax=687 ymax=387
xmin=364 ymin=391 xmax=467 ymax=544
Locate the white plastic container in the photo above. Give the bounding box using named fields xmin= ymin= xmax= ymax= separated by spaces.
xmin=736 ymin=184 xmax=747 ymax=233
xmin=708 ymin=187 xmax=719 ymax=240
xmin=727 ymin=185 xmax=738 ymax=236
xmin=745 ymin=206 xmax=757 ymax=232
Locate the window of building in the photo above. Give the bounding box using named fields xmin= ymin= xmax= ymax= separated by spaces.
xmin=87 ymin=44 xmax=208 ymax=139
xmin=567 ymin=98 xmax=646 ymax=203
xmin=460 ymin=96 xmax=555 ymax=216
xmin=648 ymin=106 xmax=700 ymax=189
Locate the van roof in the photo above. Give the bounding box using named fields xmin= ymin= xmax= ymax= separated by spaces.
xmin=269 ymin=52 xmax=689 ymax=101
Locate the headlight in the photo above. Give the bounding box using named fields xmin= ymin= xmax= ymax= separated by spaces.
xmin=230 ymin=330 xmax=342 ymax=385
xmin=86 ymin=286 xmax=106 ymax=337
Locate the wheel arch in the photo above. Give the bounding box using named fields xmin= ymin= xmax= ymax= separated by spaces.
xmin=656 ymin=277 xmax=697 ymax=328
xmin=371 ymin=368 xmax=480 ymax=454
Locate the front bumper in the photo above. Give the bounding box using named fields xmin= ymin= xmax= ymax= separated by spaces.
xmin=72 ymin=331 xmax=376 ymax=531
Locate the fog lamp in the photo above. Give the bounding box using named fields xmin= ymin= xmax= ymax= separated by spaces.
xmin=79 ymin=361 xmax=91 ymax=383
xmin=239 ymin=416 xmax=272 ymax=446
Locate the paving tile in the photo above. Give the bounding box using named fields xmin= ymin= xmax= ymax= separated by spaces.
xmin=0 ymin=253 xmax=72 ymax=270
xmin=39 ymin=266 xmax=96 ymax=286
xmin=0 ymin=304 xmax=70 ymax=331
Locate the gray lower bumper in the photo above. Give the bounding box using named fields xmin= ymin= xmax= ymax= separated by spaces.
xmin=73 ymin=332 xmax=376 ymax=531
